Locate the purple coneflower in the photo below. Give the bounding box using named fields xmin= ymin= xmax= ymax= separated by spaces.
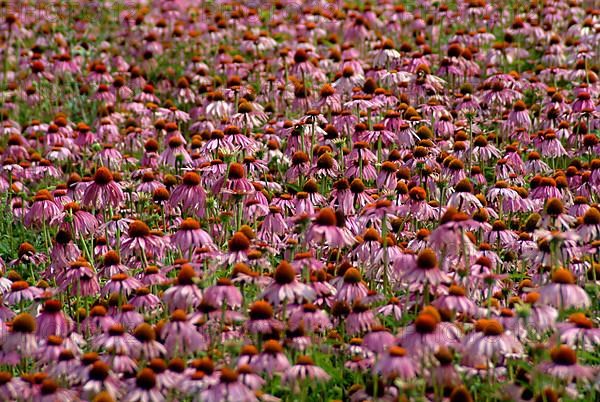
xmin=202 ymin=273 xmax=242 ymax=308
xmin=377 ymin=297 xmax=403 ymax=321
xmin=36 ymin=299 xmax=72 ymax=338
xmin=136 ymin=171 xmax=165 ymax=194
xmin=24 ymin=190 xmax=61 ymax=228
xmin=307 ymin=207 xmax=355 ymax=248
xmin=288 ymin=302 xmax=331 ymax=333
xmin=336 ymin=267 xmax=369 ymax=304
xmin=124 ymin=368 xmax=165 ymax=402
xmin=462 ymin=319 xmax=523 ymax=367
xmin=245 ymin=300 xmax=283 ymax=335
xmin=97 ymin=251 xmax=128 ymax=279
xmin=93 ymin=323 xmax=139 ymax=355
xmin=82 ymin=360 xmax=123 ymax=400
xmin=521 ymin=292 xmax=558 ymax=332
xmin=114 ymin=304 xmax=143 ymax=330
xmin=129 ymin=287 xmax=162 ymax=312
xmin=283 ymin=355 xmax=331 ymax=386
xmin=577 ymin=207 xmax=600 ymax=242
xmin=346 ymin=300 xmax=377 ymax=336
xmin=81 ymin=305 xmax=115 ymax=335
xmin=160 ymin=309 xmax=206 ymax=357
xmin=507 ymin=100 xmax=531 ymax=129
xmin=34 ymin=378 xmax=78 ymax=402
xmin=161 ymin=264 xmax=203 ymax=312
xmin=225 ymin=232 xmax=252 ymax=265
xmin=237 ymin=364 xmax=264 ymax=391
xmin=200 ymin=368 xmax=257 ymax=402
xmin=138 ymin=265 xmax=168 ymax=287
xmin=102 ymin=273 xmax=142 ymax=298
xmin=557 ymin=313 xmax=600 ymax=351
xmin=132 ymin=323 xmax=167 ymax=360
xmin=537 ymin=345 xmax=595 ymax=382
xmin=120 ymin=220 xmax=166 ymax=261
xmin=5 ymin=313 xmax=38 ymax=358
xmin=172 ymin=218 xmax=215 ymax=258
xmin=82 ymin=167 xmax=124 ymax=210
xmin=213 ymin=162 xmax=255 ymax=200
xmin=429 ymin=347 xmax=461 ymax=391
xmin=312 ymin=152 xmax=339 ymax=179
xmin=0 ymin=371 xmax=25 ymax=400
xmin=374 ymin=346 xmax=417 ymax=381
xmin=169 ymin=171 xmax=206 ymax=218
xmin=4 ymin=280 xmax=42 ymax=305
xmin=398 ymin=309 xmax=458 ymax=358
xmin=362 ymin=325 xmax=395 ymax=354
xmin=485 ymin=220 xmax=518 ymax=248
xmin=252 ymin=340 xmax=290 ymax=376
xmin=53 ymin=202 xmax=98 ymax=238
xmin=432 ymin=285 xmax=478 ymax=318
xmin=159 ymin=136 xmax=192 ymax=167
xmin=401 ymin=248 xmax=450 ymax=287
xmin=261 ymin=261 xmax=315 ymax=306
xmin=538 ymin=268 xmax=590 ymax=309
xmin=542 ymin=198 xmax=576 ymax=230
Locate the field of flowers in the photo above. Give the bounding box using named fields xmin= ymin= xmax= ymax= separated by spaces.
xmin=0 ymin=0 xmax=598 ymax=401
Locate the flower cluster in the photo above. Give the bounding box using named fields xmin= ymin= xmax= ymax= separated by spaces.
xmin=0 ymin=0 xmax=598 ymax=401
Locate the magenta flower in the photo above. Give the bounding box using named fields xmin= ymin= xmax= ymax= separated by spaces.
xmin=24 ymin=190 xmax=61 ymax=228
xmin=97 ymin=250 xmax=128 ymax=279
xmin=336 ymin=267 xmax=369 ymax=304
xmin=461 ymin=320 xmax=523 ymax=367
xmin=171 ymin=217 xmax=215 ymax=258
xmin=397 ymin=310 xmax=459 ymax=358
xmin=557 ymin=313 xmax=600 ymax=352
xmin=124 ymin=368 xmax=165 ymax=402
xmin=261 ymin=261 xmax=315 ymax=306
xmin=432 ymin=285 xmax=478 ymax=318
xmin=132 ymin=323 xmax=167 ymax=360
xmin=161 ymin=264 xmax=203 ymax=312
xmin=4 ymin=281 xmax=42 ymax=305
xmin=288 ymin=303 xmax=331 ymax=333
xmin=521 ymin=292 xmax=558 ymax=332
xmin=129 ymin=287 xmax=162 ymax=311
xmin=5 ymin=313 xmax=38 ymax=358
xmin=203 ymin=278 xmax=243 ymax=309
xmin=81 ymin=305 xmax=116 ymax=335
xmin=53 ymin=202 xmax=98 ymax=238
xmin=362 ymin=326 xmax=395 ymax=354
xmin=120 ymin=220 xmax=166 ymax=261
xmin=82 ymin=167 xmax=124 ymax=210
xmin=538 ymin=269 xmax=591 ymax=309
xmin=283 ymin=355 xmax=331 ymax=386
xmin=160 ymin=310 xmax=206 ymax=357
xmin=373 ymin=346 xmax=418 ymax=381
xmin=102 ymin=273 xmax=142 ymax=298
xmin=169 ymin=171 xmax=206 ymax=218
xmin=306 ymin=207 xmax=355 ymax=247
xmin=81 ymin=360 xmax=123 ymax=400
xmin=237 ymin=364 xmax=265 ymax=391
xmin=245 ymin=301 xmax=283 ymax=335
xmin=213 ymin=162 xmax=255 ymax=201
xmin=251 ymin=340 xmax=290 ymax=376
xmin=537 ymin=345 xmax=596 ymax=382
xmin=35 ymin=299 xmax=72 ymax=338
xmin=200 ymin=368 xmax=257 ymax=402
xmin=159 ymin=136 xmax=191 ymax=167
xmin=92 ymin=323 xmax=139 ymax=354
xmin=401 ymin=248 xmax=450 ymax=287
xmin=346 ymin=301 xmax=377 ymax=336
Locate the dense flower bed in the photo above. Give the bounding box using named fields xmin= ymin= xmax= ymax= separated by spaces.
xmin=0 ymin=0 xmax=598 ymax=401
